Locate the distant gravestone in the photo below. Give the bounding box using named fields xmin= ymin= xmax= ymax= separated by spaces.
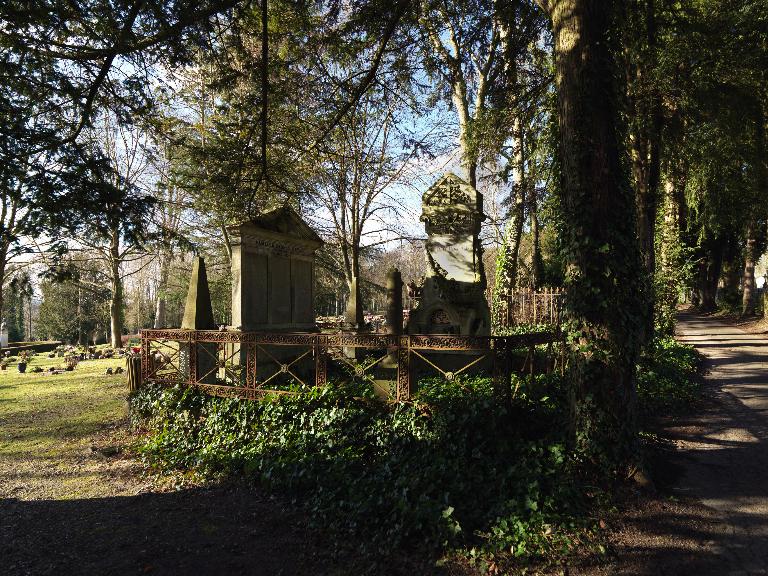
xmin=0 ymin=319 xmax=7 ymax=349
xmin=229 ymin=206 xmax=323 ymax=332
xmin=181 ymin=257 xmax=216 ymax=331
xmin=179 ymin=257 xmax=217 ymax=384
xmin=407 ymin=173 xmax=490 ymax=336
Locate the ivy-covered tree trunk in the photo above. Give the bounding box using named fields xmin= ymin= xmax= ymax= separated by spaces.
xmin=493 ymin=115 xmax=526 ymax=320
xmin=657 ymin=102 xmax=689 ymax=331
xmin=657 ymin=167 xmax=687 ymax=334
xmin=538 ymin=0 xmax=644 ymax=466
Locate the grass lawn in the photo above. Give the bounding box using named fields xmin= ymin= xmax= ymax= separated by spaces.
xmin=0 ymin=353 xmax=145 ymax=500
xmin=0 ymin=353 xmax=334 ymax=576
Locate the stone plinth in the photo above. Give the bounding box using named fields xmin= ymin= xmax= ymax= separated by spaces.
xmin=229 ymin=206 xmax=324 ymax=332
xmin=407 ymin=173 xmax=490 ymax=336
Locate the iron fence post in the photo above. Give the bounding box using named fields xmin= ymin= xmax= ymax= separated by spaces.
xmin=188 ymin=332 xmax=197 ymax=385
xmin=247 ymin=340 xmax=257 ymax=387
xmin=315 ymin=334 xmax=327 ymax=387
xmin=140 ymin=331 xmax=150 ymax=382
xmin=397 ymin=335 xmax=410 ymax=401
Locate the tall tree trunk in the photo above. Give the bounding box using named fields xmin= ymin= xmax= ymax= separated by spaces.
xmin=26 ymin=292 xmax=31 ymax=340
xmin=344 ymin=243 xmax=364 ymax=328
xmin=493 ymin=114 xmax=526 ymax=313
xmin=77 ymin=286 xmax=84 ymax=345
xmin=721 ymin=235 xmax=741 ymax=300
xmin=539 ymin=0 xmax=644 ymax=465
xmin=746 ymin=105 xmax=768 ymax=316
xmin=109 ymin=228 xmax=124 ymax=349
xmin=657 ymin=172 xmax=684 ymax=334
xmin=0 ymin=258 xmax=5 ymax=332
xmin=697 ymin=236 xmax=724 ymax=312
xmin=154 ymin=250 xmax=172 ymax=329
xmin=452 ymin=77 xmax=477 ymax=189
xmin=629 ymin=0 xmax=663 ymax=345
xmin=530 ymin=189 xmax=544 ymax=289
xmin=742 ymin=223 xmax=758 ymax=316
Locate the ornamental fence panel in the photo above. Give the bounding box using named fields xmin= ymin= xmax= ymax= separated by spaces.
xmin=495 ymin=289 xmax=565 ymax=328
xmin=140 ymin=329 xmax=567 ymax=403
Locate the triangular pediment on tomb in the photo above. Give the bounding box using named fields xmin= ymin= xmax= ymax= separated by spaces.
xmin=231 ymin=205 xmax=324 ymax=247
xmin=422 ymin=172 xmax=478 ymax=208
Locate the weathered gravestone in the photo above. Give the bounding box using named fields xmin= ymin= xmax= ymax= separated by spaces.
xmin=0 ymin=319 xmax=7 ymax=349
xmin=373 ymin=267 xmax=404 ymax=399
xmin=407 ymin=173 xmax=491 ymax=336
xmin=178 ymin=257 xmax=217 ymax=383
xmin=229 ymin=206 xmax=323 ymax=332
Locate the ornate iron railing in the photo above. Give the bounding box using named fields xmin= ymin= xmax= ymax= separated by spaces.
xmin=140 ymin=329 xmax=565 ymax=402
xmin=495 ymin=288 xmax=565 ymax=327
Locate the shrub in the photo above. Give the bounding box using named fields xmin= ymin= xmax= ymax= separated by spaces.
xmin=131 ymin=373 xmax=598 ymax=570
xmin=636 ymin=336 xmax=700 ymax=416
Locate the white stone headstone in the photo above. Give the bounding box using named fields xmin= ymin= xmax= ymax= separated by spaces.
xmin=0 ymin=320 xmax=8 ymax=348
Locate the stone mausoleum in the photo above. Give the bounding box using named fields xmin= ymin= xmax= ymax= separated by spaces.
xmin=229 ymin=206 xmax=324 ymax=332
xmin=407 ymin=173 xmax=491 ymax=336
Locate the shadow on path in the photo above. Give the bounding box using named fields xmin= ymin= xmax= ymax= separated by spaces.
xmin=1 ymin=485 xmax=332 ymax=575
xmin=587 ymin=310 xmax=768 ymax=575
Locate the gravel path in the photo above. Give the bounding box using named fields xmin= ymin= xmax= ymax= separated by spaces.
xmin=669 ymin=310 xmax=768 ymax=574
xmin=574 ymin=310 xmax=768 ymax=576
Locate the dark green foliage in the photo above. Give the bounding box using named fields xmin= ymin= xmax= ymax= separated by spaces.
xmin=2 ymin=270 xmax=31 ymax=341
xmin=636 ymin=336 xmax=700 ymax=417
xmin=493 ymin=323 xmax=558 ymax=336
xmin=131 ymin=374 xmax=598 ymax=568
xmin=37 ymin=275 xmax=110 ymax=344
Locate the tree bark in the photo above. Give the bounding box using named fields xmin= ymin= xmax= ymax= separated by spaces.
xmin=344 ymin=243 xmax=364 ymax=327
xmin=721 ymin=235 xmax=741 ymax=300
xmin=742 ymin=223 xmax=757 ymax=316
xmin=745 ymin=105 xmax=768 ymax=316
xmin=0 ymin=257 xmax=5 ymax=330
xmin=77 ymin=286 xmax=84 ymax=345
xmin=531 ymin=201 xmax=543 ymax=289
xmin=493 ymin=114 xmax=527 ymax=312
xmin=628 ymin=0 xmax=663 ymax=344
xmin=696 ymin=236 xmax=724 ymax=312
xmin=153 ymin=249 xmax=172 ymax=329
xmin=109 ymin=227 xmax=124 ymax=349
xmin=657 ymin=170 xmax=685 ymax=334
xmin=538 ymin=0 xmax=644 ymax=465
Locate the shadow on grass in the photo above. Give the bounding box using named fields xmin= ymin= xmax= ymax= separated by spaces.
xmin=1 ymin=485 xmax=368 ymax=576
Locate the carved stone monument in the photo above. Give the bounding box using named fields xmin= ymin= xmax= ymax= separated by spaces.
xmin=229 ymin=206 xmax=323 ymax=332
xmin=407 ymin=173 xmax=490 ymax=336
xmin=0 ymin=319 xmax=7 ymax=349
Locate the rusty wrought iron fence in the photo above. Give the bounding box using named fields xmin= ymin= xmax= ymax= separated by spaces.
xmin=140 ymin=329 xmax=565 ymax=402
xmin=496 ymin=288 xmax=565 ymax=328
